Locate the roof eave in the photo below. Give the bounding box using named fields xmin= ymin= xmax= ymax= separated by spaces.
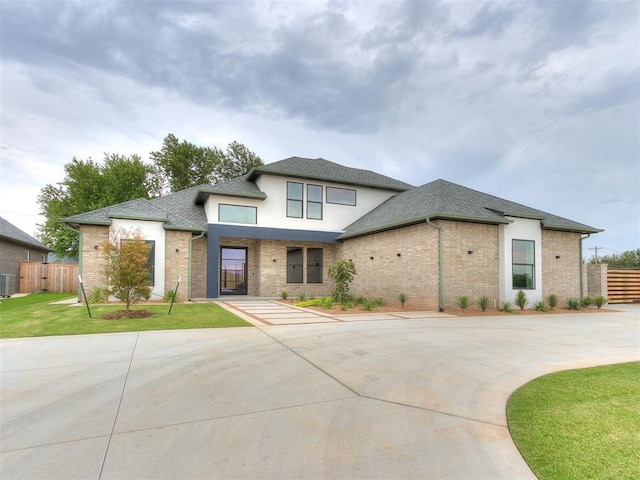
xmin=194 ymin=190 xmax=267 ymax=205
xmin=248 ymin=169 xmax=411 ymax=192
xmin=542 ymin=224 xmax=604 ymax=234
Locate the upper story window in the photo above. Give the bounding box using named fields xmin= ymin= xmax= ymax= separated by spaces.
xmin=307 ymin=184 xmax=323 ymax=220
xmin=287 ymin=182 xmax=303 ymax=218
xmin=219 ymin=204 xmax=257 ymax=224
xmin=512 ymin=239 xmax=535 ymax=289
xmin=326 ymin=186 xmax=356 ymax=206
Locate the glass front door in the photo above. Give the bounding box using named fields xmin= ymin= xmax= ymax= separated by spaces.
xmin=220 ymin=247 xmax=247 ymax=295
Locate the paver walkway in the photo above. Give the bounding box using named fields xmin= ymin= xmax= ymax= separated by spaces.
xmin=218 ymin=299 xmax=453 ymax=326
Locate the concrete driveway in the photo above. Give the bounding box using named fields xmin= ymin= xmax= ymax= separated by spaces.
xmin=1 ymin=305 xmax=638 ymax=479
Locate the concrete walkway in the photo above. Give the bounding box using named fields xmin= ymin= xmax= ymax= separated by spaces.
xmin=1 ymin=305 xmax=638 ymax=479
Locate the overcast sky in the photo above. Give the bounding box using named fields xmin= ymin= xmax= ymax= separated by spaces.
xmin=1 ymin=0 xmax=638 ymax=258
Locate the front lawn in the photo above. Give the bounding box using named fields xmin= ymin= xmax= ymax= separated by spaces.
xmin=507 ymin=362 xmax=640 ymax=480
xmin=0 ymin=293 xmax=251 ymax=338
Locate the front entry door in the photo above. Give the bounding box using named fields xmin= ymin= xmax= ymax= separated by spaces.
xmin=220 ymin=247 xmax=247 ymax=295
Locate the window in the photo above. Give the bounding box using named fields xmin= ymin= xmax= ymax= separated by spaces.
xmin=287 ymin=247 xmax=303 ymax=283
xmin=307 ymin=248 xmax=323 ymax=283
xmin=219 ymin=204 xmax=257 ymax=224
xmin=326 ymin=186 xmax=356 ymax=206
xmin=122 ymin=239 xmax=155 ymax=285
xmin=512 ymin=240 xmax=535 ymax=289
xmin=307 ymin=184 xmax=323 ymax=220
xmin=287 ymin=182 xmax=303 ymax=218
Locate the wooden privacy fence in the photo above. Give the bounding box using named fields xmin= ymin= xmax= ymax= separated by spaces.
xmin=19 ymin=262 xmax=78 ymax=294
xmin=607 ymin=268 xmax=640 ymax=304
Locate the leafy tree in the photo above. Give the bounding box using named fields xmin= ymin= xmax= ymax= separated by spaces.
xmin=37 ymin=155 xmax=153 ymax=258
xmin=101 ymin=228 xmax=152 ymax=311
xmin=590 ymin=249 xmax=640 ymax=268
xmin=150 ymin=134 xmax=263 ymax=194
xmin=329 ymin=259 xmax=357 ymax=304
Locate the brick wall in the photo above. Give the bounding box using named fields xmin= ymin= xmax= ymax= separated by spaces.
xmin=586 ymin=263 xmax=607 ymax=297
xmin=439 ymin=220 xmax=499 ymax=310
xmin=541 ymin=230 xmax=581 ymax=301
xmin=338 ymin=223 xmax=440 ymax=309
xmin=79 ymin=225 xmax=109 ymax=294
xmin=164 ymin=230 xmax=191 ymax=301
xmin=191 ymin=235 xmax=207 ymax=299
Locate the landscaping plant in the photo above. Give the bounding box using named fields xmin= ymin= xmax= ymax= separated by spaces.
xmin=565 ymin=298 xmax=581 ymax=310
xmin=477 ymin=296 xmax=489 ymax=312
xmin=547 ymin=294 xmax=558 ymax=310
xmin=280 ymin=290 xmax=289 ymax=300
xmin=88 ymin=286 xmax=107 ymax=304
xmin=329 ymin=259 xmax=356 ymax=304
xmin=398 ymin=293 xmax=407 ymax=308
xmin=101 ymin=228 xmax=152 ymax=311
xmin=533 ymin=301 xmax=547 ymax=312
xmin=455 ymin=295 xmax=470 ymax=310
xmin=515 ymin=290 xmax=528 ymax=310
xmin=595 ymin=295 xmax=608 ymax=309
xmin=498 ymin=301 xmax=514 ymax=313
xmin=581 ymin=296 xmax=593 ymax=308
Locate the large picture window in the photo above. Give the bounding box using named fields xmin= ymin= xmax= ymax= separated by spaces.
xmin=307 ymin=248 xmax=323 ymax=283
xmin=286 ymin=247 xmax=303 ymax=283
xmin=219 ymin=204 xmax=257 ymax=224
xmin=512 ymin=239 xmax=535 ymax=289
xmin=287 ymin=182 xmax=303 ymax=218
xmin=326 ymin=186 xmax=356 ymax=206
xmin=307 ymin=184 xmax=323 ymax=220
xmin=123 ymin=239 xmax=155 ymax=285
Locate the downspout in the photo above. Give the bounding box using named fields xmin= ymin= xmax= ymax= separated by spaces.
xmin=188 ymin=230 xmax=205 ymax=301
xmin=426 ymin=218 xmax=444 ymax=312
xmin=63 ymin=223 xmax=81 ymax=301
xmin=579 ymin=233 xmax=591 ymax=299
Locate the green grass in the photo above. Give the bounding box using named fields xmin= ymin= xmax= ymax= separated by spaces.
xmin=0 ymin=293 xmax=251 ymax=338
xmin=507 ymin=362 xmax=640 ymax=480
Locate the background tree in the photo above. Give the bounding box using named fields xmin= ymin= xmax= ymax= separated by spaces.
xmin=37 ymin=154 xmax=153 ymax=258
xmin=150 ymin=134 xmax=263 ymax=194
xmin=590 ymin=249 xmax=640 ymax=268
xmin=101 ymin=228 xmax=152 ymax=311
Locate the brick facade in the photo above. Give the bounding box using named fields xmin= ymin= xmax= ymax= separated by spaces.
xmin=338 ymin=222 xmax=440 ymax=309
xmin=541 ymin=230 xmax=581 ymax=301
xmin=218 ymin=238 xmax=337 ymax=298
xmin=164 ymin=230 xmax=191 ymax=301
xmin=191 ymin=235 xmax=207 ymax=299
xmin=78 ymin=225 xmax=109 ymax=294
xmin=439 ymin=220 xmax=500 ymax=310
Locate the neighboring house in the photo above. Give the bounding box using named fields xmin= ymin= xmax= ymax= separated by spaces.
xmin=0 ymin=216 xmax=51 ymax=285
xmin=64 ymin=157 xmax=602 ymax=309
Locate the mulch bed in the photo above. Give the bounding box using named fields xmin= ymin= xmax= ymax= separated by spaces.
xmin=101 ymin=309 xmax=153 ymax=319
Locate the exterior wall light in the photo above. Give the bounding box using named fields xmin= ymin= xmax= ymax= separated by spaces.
xmin=468 ymin=250 xmax=473 ymax=255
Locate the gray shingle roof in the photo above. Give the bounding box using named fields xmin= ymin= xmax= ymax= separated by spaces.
xmin=194 ymin=175 xmax=267 ymax=203
xmin=0 ymin=216 xmax=51 ymax=250
xmin=339 ymin=179 xmax=602 ymax=239
xmin=248 ymin=157 xmax=414 ymax=191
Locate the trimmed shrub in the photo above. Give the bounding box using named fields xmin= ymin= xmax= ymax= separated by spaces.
xmin=595 ymin=295 xmax=608 ymax=309
xmin=547 ymin=294 xmax=558 ymax=310
xmin=455 ymin=296 xmax=470 ymax=310
xmin=515 ymin=290 xmax=528 ymax=311
xmin=581 ymin=296 xmax=593 ymax=308
xmin=498 ymin=301 xmax=515 ymax=313
xmin=477 ymin=296 xmax=490 ymax=312
xmin=534 ymin=301 xmax=547 ymax=312
xmin=280 ymin=290 xmax=289 ymax=300
xmin=566 ymin=298 xmax=581 ymax=310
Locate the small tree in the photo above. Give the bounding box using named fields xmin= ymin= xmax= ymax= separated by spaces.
xmin=515 ymin=290 xmax=528 ymax=311
xmin=102 ymin=229 xmax=152 ymax=311
xmin=329 ymin=259 xmax=356 ymax=304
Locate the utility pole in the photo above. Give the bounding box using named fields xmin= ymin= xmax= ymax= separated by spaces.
xmin=588 ymin=246 xmax=604 ymax=263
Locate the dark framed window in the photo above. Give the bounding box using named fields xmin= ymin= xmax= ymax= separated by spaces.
xmin=286 ymin=247 xmax=303 ymax=283
xmin=307 ymin=248 xmax=323 ymax=283
xmin=219 ymin=204 xmax=257 ymax=224
xmin=307 ymin=184 xmax=323 ymax=220
xmin=122 ymin=239 xmax=155 ymax=285
xmin=326 ymin=186 xmax=356 ymax=206
xmin=512 ymin=239 xmax=534 ymax=289
xmin=287 ymin=182 xmax=303 ymax=218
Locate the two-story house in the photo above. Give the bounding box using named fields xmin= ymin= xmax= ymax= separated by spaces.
xmin=64 ymin=157 xmax=601 ymax=310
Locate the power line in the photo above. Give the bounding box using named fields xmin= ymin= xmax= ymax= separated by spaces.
xmin=587 ymin=246 xmax=605 ymax=263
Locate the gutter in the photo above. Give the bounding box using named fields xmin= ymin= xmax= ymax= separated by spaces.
xmin=426 ymin=218 xmax=444 ymax=312
xmin=188 ymin=230 xmax=206 ymax=301
xmin=579 ymin=233 xmax=591 ymax=299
